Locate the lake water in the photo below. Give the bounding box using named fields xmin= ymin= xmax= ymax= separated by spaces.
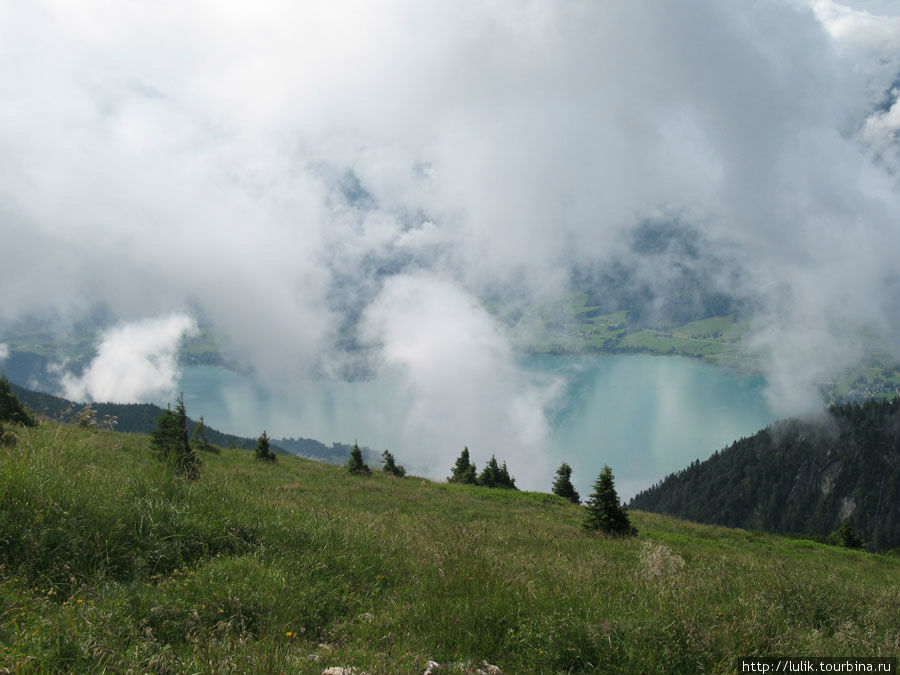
xmin=176 ymin=353 xmax=775 ymax=500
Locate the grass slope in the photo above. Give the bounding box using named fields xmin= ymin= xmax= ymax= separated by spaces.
xmin=1 ymin=423 xmax=899 ymax=673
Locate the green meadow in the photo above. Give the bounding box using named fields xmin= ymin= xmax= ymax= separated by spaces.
xmin=1 ymin=422 xmax=898 ymax=673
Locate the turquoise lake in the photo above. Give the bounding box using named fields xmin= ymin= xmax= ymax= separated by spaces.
xmin=176 ymin=353 xmax=776 ymax=500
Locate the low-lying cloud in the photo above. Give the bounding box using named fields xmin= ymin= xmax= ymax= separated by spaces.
xmin=1 ymin=0 xmax=900 ymax=480
xmin=359 ymin=273 xmax=559 ymax=486
xmin=60 ymin=314 xmax=197 ymax=404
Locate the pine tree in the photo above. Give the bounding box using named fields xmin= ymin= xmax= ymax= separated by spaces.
xmin=837 ymin=519 xmax=862 ymax=549
xmin=191 ymin=415 xmax=215 ymax=453
xmin=552 ymin=462 xmax=580 ymax=503
xmin=346 ymin=442 xmax=371 ymax=475
xmin=0 ymin=373 xmax=35 ymax=427
xmin=449 ymin=447 xmax=477 ymax=484
xmin=255 ymin=430 xmax=276 ymax=462
xmin=464 ymin=461 xmax=477 ymax=485
xmin=584 ymin=465 xmax=635 ymax=536
xmin=151 ymin=405 xmax=177 ymax=458
xmin=497 ymin=461 xmax=517 ymax=490
xmin=478 ymin=455 xmax=501 ymax=488
xmin=152 ymin=394 xmax=200 ymax=480
xmin=381 ymin=449 xmax=406 ymax=477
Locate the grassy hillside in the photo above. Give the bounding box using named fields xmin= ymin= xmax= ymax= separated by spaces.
xmin=2 ymin=422 xmax=899 ymax=673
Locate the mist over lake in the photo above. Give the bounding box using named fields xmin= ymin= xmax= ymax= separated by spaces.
xmin=175 ymin=353 xmax=774 ymax=500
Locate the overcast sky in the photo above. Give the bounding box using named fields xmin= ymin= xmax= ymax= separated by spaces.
xmin=1 ymin=0 xmax=899 ymax=482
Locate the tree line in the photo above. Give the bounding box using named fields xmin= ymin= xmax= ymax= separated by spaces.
xmin=442 ymin=447 xmax=635 ymax=536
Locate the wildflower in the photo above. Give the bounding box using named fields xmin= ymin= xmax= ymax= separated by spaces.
xmin=76 ymin=599 xmax=83 ymax=604
xmin=286 ymin=631 xmax=293 ymax=637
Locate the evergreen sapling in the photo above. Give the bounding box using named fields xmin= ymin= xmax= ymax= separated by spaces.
xmin=151 ymin=394 xmax=200 ymax=480
xmin=552 ymin=462 xmax=580 ymax=503
xmin=381 ymin=449 xmax=406 ymax=477
xmin=478 ymin=455 xmax=502 ymax=488
xmin=584 ymin=465 xmax=635 ymax=536
xmin=255 ymin=430 xmax=276 ymax=462
xmin=449 ymin=447 xmax=477 ymax=484
xmin=192 ymin=415 xmax=216 ymax=453
xmin=347 ymin=442 xmax=371 ymax=475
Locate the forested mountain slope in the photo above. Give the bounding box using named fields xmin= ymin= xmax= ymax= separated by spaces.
xmin=630 ymin=398 xmax=900 ymax=550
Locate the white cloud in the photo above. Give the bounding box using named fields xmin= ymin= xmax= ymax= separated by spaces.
xmin=60 ymin=314 xmax=197 ymax=403
xmin=0 ymin=342 xmax=8 ymax=363
xmin=0 ymin=0 xmax=897 ymax=455
xmin=360 ymin=273 xmax=559 ymax=485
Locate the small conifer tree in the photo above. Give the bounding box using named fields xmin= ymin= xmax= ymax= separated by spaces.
xmin=552 ymin=462 xmax=580 ymax=503
xmin=584 ymin=465 xmax=635 ymax=536
xmin=837 ymin=519 xmax=862 ymax=549
xmin=0 ymin=373 xmax=36 ymax=427
xmin=151 ymin=405 xmax=177 ymax=458
xmin=255 ymin=430 xmax=276 ymax=462
xmin=192 ymin=415 xmax=216 ymax=453
xmin=449 ymin=447 xmax=477 ymax=484
xmin=381 ymin=449 xmax=406 ymax=477
xmin=464 ymin=461 xmax=477 ymax=485
xmin=478 ymin=455 xmax=501 ymax=488
xmin=151 ymin=394 xmax=200 ymax=480
xmin=346 ymin=442 xmax=371 ymax=475
xmin=497 ymin=461 xmax=517 ymax=490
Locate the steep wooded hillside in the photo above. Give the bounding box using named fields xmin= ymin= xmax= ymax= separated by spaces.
xmin=631 ymin=398 xmax=900 ymax=550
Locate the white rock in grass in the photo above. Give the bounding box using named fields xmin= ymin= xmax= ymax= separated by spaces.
xmin=477 ymin=662 xmax=503 ymax=675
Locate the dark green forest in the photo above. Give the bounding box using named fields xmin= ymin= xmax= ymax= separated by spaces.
xmin=630 ymin=398 xmax=900 ymax=551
